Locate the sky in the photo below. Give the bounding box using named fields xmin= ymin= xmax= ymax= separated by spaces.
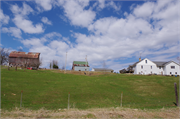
xmin=0 ymin=0 xmax=180 ymax=71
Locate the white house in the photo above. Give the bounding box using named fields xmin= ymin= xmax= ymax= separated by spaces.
xmin=132 ymin=58 xmax=180 ymax=75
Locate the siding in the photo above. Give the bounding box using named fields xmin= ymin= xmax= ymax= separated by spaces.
xmin=74 ymin=66 xmax=89 ymax=71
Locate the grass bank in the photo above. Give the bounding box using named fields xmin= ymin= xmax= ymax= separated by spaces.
xmin=1 ymin=67 xmax=179 ymax=110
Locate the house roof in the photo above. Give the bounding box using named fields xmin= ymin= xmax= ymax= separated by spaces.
xmin=153 ymin=61 xmax=168 ymax=67
xmin=73 ymin=61 xmax=88 ymax=65
xmin=9 ymin=51 xmax=40 ymax=59
xmin=132 ymin=60 xmax=143 ymax=67
xmin=132 ymin=59 xmax=180 ymax=67
xmin=92 ymin=68 xmax=114 ymax=71
xmin=156 ymin=61 xmax=180 ymax=66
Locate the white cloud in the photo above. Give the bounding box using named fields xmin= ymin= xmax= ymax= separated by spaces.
xmin=98 ymin=0 xmax=105 ymax=9
xmin=0 ymin=9 xmax=10 ymax=25
xmin=35 ymin=0 xmax=53 ymax=11
xmin=133 ymin=2 xmax=155 ymax=18
xmin=10 ymin=3 xmax=44 ymax=34
xmin=21 ymin=38 xmax=44 ymax=48
xmin=2 ymin=27 xmax=22 ymax=38
xmin=58 ymin=0 xmax=96 ymax=27
xmin=106 ymin=1 xmax=121 ymax=11
xmin=95 ymin=0 xmax=121 ymax=11
xmin=20 ymin=0 xmax=179 ymax=71
xmin=41 ymin=17 xmax=52 ymax=25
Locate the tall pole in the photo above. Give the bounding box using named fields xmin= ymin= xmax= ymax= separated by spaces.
xmin=65 ymin=52 xmax=67 ymax=73
xmin=85 ymin=55 xmax=87 ymax=71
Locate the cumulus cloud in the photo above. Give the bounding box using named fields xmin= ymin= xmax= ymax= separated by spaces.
xmin=41 ymin=17 xmax=52 ymax=25
xmin=35 ymin=0 xmax=54 ymax=11
xmin=133 ymin=2 xmax=154 ymax=18
xmin=20 ymin=32 xmax=70 ymax=68
xmin=2 ymin=27 xmax=22 ymax=38
xmin=0 ymin=9 xmax=10 ymax=26
xmin=21 ymin=0 xmax=179 ymax=71
xmin=95 ymin=0 xmax=121 ymax=11
xmin=58 ymin=0 xmax=96 ymax=27
xmin=10 ymin=3 xmax=44 ymax=34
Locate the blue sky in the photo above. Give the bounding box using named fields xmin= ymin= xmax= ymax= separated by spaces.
xmin=0 ymin=0 xmax=179 ymax=71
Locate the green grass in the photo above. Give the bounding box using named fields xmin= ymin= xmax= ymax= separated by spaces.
xmin=1 ymin=67 xmax=179 ymax=110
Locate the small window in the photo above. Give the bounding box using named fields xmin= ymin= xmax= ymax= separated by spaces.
xmin=141 ymin=65 xmax=143 ymax=69
xmin=175 ymin=72 xmax=177 ymax=74
xmin=151 ymin=66 xmax=152 ymax=69
xmin=145 ymin=60 xmax=147 ymax=63
xmin=171 ymin=66 xmax=175 ymax=69
xmin=170 ymin=72 xmax=172 ymax=74
xmin=151 ymin=71 xmax=152 ymax=74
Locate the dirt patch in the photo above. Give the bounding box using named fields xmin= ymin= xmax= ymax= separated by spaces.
xmin=1 ymin=107 xmax=179 ymax=118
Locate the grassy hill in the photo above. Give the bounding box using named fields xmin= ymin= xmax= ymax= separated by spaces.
xmin=1 ymin=67 xmax=179 ymax=110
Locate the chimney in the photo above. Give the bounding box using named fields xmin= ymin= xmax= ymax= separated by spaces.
xmin=139 ymin=57 xmax=141 ymax=61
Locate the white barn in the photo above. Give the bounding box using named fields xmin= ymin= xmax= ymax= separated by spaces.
xmin=132 ymin=58 xmax=180 ymax=75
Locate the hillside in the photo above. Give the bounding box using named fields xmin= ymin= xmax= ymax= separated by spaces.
xmin=1 ymin=67 xmax=179 ymax=110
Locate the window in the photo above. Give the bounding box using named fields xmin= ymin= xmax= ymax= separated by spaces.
xmin=151 ymin=71 xmax=152 ymax=74
xmin=175 ymin=72 xmax=177 ymax=74
xmin=170 ymin=72 xmax=172 ymax=74
xmin=171 ymin=66 xmax=175 ymax=69
xmin=151 ymin=66 xmax=152 ymax=69
xmin=145 ymin=60 xmax=147 ymax=63
xmin=159 ymin=67 xmax=161 ymax=69
xmin=141 ymin=65 xmax=143 ymax=69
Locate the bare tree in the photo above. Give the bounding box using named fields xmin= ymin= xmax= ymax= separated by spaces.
xmin=50 ymin=62 xmax=52 ymax=69
xmin=0 ymin=48 xmax=9 ymax=65
xmin=31 ymin=58 xmax=42 ymax=69
xmin=177 ymin=57 xmax=180 ymax=64
xmin=52 ymin=60 xmax=58 ymax=69
xmin=127 ymin=65 xmax=134 ymax=73
xmin=49 ymin=60 xmax=58 ymax=69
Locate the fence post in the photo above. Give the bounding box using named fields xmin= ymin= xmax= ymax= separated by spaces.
xmin=8 ymin=66 xmax=10 ymax=70
xmin=20 ymin=90 xmax=23 ymax=108
xmin=68 ymin=92 xmax=70 ymax=110
xmin=15 ymin=66 xmax=17 ymax=71
xmin=174 ymin=83 xmax=179 ymax=106
xmin=121 ymin=92 xmax=123 ymax=107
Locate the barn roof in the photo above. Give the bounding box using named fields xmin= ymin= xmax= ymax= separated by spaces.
xmin=9 ymin=51 xmax=40 ymax=59
xmin=73 ymin=61 xmax=88 ymax=65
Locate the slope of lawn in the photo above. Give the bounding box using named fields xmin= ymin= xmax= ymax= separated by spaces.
xmin=1 ymin=67 xmax=179 ymax=110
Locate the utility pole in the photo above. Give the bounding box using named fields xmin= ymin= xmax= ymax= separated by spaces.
xmin=85 ymin=55 xmax=87 ymax=71
xmin=65 ymin=52 xmax=67 ymax=73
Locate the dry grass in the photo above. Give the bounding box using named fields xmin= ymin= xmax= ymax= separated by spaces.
xmin=1 ymin=107 xmax=179 ymax=118
xmin=51 ymin=69 xmax=113 ymax=76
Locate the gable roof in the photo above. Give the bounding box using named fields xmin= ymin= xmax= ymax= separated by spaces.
xmin=132 ymin=58 xmax=145 ymax=67
xmin=153 ymin=61 xmax=168 ymax=67
xmin=132 ymin=59 xmax=180 ymax=67
xmin=73 ymin=61 xmax=88 ymax=65
xmin=162 ymin=61 xmax=180 ymax=66
xmin=9 ymin=51 xmax=40 ymax=59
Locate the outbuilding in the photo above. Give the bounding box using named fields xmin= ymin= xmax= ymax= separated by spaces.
xmin=72 ymin=61 xmax=89 ymax=71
